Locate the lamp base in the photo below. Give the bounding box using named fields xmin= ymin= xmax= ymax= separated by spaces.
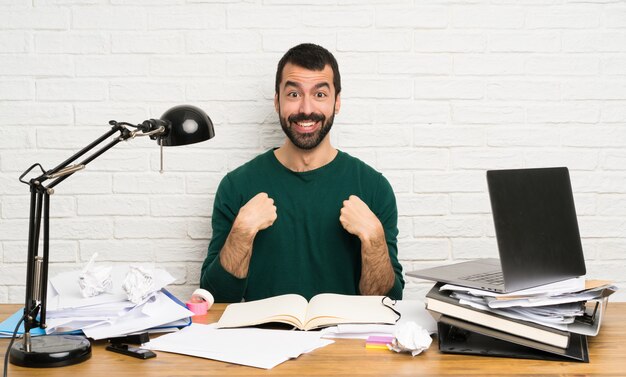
xmin=9 ymin=334 xmax=92 ymax=368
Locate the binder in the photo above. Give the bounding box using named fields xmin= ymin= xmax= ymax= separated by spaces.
xmin=436 ymin=315 xmax=589 ymax=362
xmin=425 ymin=284 xmax=571 ymax=348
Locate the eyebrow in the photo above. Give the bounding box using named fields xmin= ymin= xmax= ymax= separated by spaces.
xmin=284 ymin=81 xmax=331 ymax=91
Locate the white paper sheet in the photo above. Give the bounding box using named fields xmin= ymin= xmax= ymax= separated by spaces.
xmin=322 ymin=324 xmax=394 ymax=339
xmin=144 ymin=324 xmax=334 ymax=369
xmin=82 ymin=290 xmax=193 ymax=340
xmin=485 ymin=285 xmax=616 ymax=308
xmin=395 ymin=299 xmax=438 ymax=333
xmin=440 ymin=277 xmax=586 ymax=298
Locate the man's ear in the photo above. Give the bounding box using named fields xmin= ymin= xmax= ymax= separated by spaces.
xmin=274 ymin=93 xmax=279 ymax=113
xmin=334 ymin=93 xmax=341 ymax=114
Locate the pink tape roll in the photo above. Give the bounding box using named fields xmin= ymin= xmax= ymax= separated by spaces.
xmin=186 ymin=300 xmax=209 ymax=315
xmin=191 ymin=288 xmax=214 ymax=309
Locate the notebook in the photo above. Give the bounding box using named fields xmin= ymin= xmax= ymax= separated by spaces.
xmin=407 ymin=167 xmax=586 ymax=293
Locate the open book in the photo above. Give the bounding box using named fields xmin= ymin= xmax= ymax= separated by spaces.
xmin=216 ymin=293 xmax=398 ymax=331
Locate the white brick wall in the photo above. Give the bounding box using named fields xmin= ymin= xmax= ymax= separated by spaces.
xmin=1 ymin=0 xmax=625 ymax=304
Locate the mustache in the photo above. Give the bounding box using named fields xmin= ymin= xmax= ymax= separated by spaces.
xmin=288 ymin=113 xmax=325 ymax=123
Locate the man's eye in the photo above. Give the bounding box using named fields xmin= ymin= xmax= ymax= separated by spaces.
xmin=287 ymin=92 xmax=299 ymax=98
xmin=316 ymin=92 xmax=327 ymax=98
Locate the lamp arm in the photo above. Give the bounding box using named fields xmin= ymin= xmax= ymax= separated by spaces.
xmin=21 ymin=124 xmax=131 ymax=188
xmin=47 ymin=130 xmax=127 ymax=190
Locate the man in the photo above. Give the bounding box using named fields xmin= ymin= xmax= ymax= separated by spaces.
xmin=200 ymin=43 xmax=404 ymax=302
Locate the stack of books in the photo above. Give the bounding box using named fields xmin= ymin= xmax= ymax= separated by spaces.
xmin=424 ymin=279 xmax=616 ymax=362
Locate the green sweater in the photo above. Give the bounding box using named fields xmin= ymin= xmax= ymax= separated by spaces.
xmin=200 ymin=149 xmax=404 ymax=302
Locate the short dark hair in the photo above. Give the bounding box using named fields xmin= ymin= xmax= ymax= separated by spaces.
xmin=275 ymin=43 xmax=341 ymax=96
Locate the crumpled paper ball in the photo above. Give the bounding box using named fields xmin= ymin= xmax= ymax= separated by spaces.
xmin=388 ymin=321 xmax=433 ymax=356
xmin=122 ymin=266 xmax=155 ymax=304
xmin=78 ymin=253 xmax=112 ymax=298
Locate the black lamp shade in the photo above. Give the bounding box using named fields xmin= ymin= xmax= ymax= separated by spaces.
xmin=159 ymin=105 xmax=215 ymax=146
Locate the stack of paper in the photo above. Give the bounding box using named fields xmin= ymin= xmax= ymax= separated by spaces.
xmin=0 ymin=266 xmax=193 ymax=340
xmin=144 ymin=323 xmax=334 ymax=369
xmin=438 ymin=279 xmax=616 ymax=336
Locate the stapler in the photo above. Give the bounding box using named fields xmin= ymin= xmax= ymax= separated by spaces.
xmin=105 ymin=332 xmax=156 ymax=359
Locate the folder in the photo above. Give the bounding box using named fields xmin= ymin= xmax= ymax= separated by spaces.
xmin=436 ymin=315 xmax=589 ymax=362
xmin=0 ymin=310 xmax=48 ymax=338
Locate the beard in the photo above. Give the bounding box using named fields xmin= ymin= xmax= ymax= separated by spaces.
xmin=279 ymin=106 xmax=335 ymax=150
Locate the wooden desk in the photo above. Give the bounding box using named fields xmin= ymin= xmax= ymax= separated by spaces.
xmin=1 ymin=303 xmax=625 ymax=376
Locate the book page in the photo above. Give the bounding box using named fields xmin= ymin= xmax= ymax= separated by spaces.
xmin=303 ymin=294 xmax=397 ymax=330
xmin=217 ymin=294 xmax=309 ymax=329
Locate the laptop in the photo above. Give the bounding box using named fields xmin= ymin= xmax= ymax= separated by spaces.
xmin=407 ymin=167 xmax=586 ymax=293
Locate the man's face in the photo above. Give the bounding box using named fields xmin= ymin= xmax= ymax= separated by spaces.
xmin=274 ymin=63 xmax=341 ymax=150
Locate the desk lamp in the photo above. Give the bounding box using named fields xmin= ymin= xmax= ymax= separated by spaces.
xmin=8 ymin=105 xmax=214 ymax=368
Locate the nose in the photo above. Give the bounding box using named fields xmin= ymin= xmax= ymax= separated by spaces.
xmin=298 ymin=95 xmax=313 ymax=115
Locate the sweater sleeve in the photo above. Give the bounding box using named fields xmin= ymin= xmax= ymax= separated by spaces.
xmin=374 ymin=173 xmax=405 ymax=300
xmin=200 ymin=175 xmax=248 ymax=303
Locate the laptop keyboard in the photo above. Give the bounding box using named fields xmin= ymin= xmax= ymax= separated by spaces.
xmin=460 ymin=271 xmax=504 ymax=286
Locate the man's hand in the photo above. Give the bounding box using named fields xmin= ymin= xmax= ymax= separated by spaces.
xmin=340 ymin=195 xmax=395 ymax=295
xmin=220 ymin=192 xmax=277 ymax=278
xmin=233 ymin=192 xmax=277 ymax=236
xmin=339 ymin=195 xmax=384 ymax=242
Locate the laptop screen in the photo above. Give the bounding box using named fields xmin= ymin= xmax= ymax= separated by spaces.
xmin=487 ymin=167 xmax=586 ymax=292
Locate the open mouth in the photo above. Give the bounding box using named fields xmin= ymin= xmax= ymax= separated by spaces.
xmin=292 ymin=120 xmax=320 ymax=133
xmin=288 ymin=113 xmax=325 ymax=134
